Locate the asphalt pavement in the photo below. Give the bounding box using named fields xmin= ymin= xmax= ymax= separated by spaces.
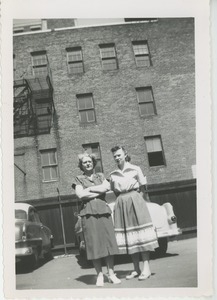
xmin=16 ymin=237 xmax=197 ymax=290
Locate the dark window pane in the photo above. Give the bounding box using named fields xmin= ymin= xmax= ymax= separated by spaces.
xmin=102 ymin=59 xmax=117 ymax=70
xmin=87 ymin=110 xmax=95 ymax=122
xmin=34 ymin=66 xmax=48 ymax=76
xmin=135 ymin=56 xmax=150 ymax=67
xmin=133 ymin=44 xmax=149 ymax=55
xmin=41 ymin=152 xmax=49 ymax=166
xmin=68 ymin=50 xmax=82 ymax=62
xmin=148 ymin=151 xmax=165 ymax=166
xmin=78 ymin=96 xmax=93 ymax=109
xmin=101 ymin=47 xmax=115 ymax=58
xmin=32 ymin=55 xmax=47 ymax=66
xmin=95 ymin=160 xmax=103 ymax=173
xmin=80 ymin=111 xmax=88 ymax=123
xmin=140 ymin=103 xmax=155 ymax=116
xmin=78 ymin=98 xmax=86 ymax=110
xmin=49 ymin=151 xmax=57 ymax=164
xmin=43 ymin=168 xmax=51 ymax=181
xmin=85 ymin=97 xmax=93 ymax=109
xmin=69 ymin=62 xmax=83 ymax=74
xmin=137 ymin=89 xmax=153 ymax=103
xmin=51 ymin=166 xmax=58 ymax=179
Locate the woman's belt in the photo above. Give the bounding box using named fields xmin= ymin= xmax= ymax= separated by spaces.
xmin=118 ymin=189 xmax=139 ymax=195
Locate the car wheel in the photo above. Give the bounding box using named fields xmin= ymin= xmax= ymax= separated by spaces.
xmin=44 ymin=246 xmax=53 ymax=261
xmin=155 ymin=238 xmax=168 ymax=255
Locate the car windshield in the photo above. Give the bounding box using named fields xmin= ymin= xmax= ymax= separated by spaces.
xmin=15 ymin=209 xmax=27 ymax=220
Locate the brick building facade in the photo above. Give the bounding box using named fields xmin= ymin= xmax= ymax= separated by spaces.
xmin=13 ymin=18 xmax=196 ymax=248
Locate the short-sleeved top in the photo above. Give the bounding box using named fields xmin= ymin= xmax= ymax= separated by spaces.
xmin=72 ymin=172 xmax=112 ymax=216
xmin=110 ymin=162 xmax=147 ymax=194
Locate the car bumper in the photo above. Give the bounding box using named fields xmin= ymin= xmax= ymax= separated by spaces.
xmin=156 ymin=228 xmax=182 ymax=239
xmin=15 ymin=247 xmax=35 ymax=262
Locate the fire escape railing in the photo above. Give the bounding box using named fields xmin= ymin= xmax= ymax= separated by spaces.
xmin=13 ymin=63 xmax=54 ymax=138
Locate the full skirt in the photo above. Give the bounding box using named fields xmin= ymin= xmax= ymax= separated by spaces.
xmin=113 ymin=190 xmax=159 ymax=254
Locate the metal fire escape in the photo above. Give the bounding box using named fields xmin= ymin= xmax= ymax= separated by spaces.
xmin=13 ymin=63 xmax=54 ymax=138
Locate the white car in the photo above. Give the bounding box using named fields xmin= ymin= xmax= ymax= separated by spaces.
xmin=75 ymin=191 xmax=182 ymax=256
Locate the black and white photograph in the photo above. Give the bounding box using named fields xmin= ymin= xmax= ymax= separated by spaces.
xmin=1 ymin=0 xmax=214 ymax=299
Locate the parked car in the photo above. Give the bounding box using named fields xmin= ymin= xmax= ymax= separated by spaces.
xmin=74 ymin=191 xmax=181 ymax=257
xmin=15 ymin=203 xmax=54 ymax=269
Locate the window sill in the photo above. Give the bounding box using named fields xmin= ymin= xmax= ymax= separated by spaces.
xmin=140 ymin=114 xmax=157 ymax=119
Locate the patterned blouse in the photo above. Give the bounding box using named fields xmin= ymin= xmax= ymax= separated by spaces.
xmin=72 ymin=173 xmax=112 ymax=217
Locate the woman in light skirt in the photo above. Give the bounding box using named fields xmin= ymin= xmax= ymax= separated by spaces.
xmin=110 ymin=145 xmax=159 ymax=280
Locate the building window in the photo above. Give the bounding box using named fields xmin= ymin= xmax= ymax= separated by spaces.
xmin=144 ymin=136 xmax=165 ymax=167
xmin=99 ymin=44 xmax=118 ymax=71
xmin=136 ymin=87 xmax=156 ymax=116
xmin=31 ymin=51 xmax=48 ymax=77
xmin=30 ymin=25 xmax=42 ymax=31
xmin=40 ymin=149 xmax=58 ymax=182
xmin=82 ymin=143 xmax=103 ymax=173
xmin=13 ymin=27 xmax=24 ymax=34
xmin=132 ymin=41 xmax=151 ymax=67
xmin=77 ymin=93 xmax=96 ymax=124
xmin=66 ymin=47 xmax=84 ymax=74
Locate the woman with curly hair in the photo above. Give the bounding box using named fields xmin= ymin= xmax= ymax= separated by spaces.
xmin=72 ymin=152 xmax=121 ymax=287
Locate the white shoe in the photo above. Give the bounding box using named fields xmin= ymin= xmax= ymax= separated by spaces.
xmin=96 ymin=274 xmax=104 ymax=287
xmin=107 ymin=273 xmax=121 ymax=284
xmin=138 ymin=272 xmax=151 ymax=281
xmin=126 ymin=271 xmax=140 ymax=280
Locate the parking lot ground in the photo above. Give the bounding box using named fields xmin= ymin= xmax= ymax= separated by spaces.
xmin=16 ymin=237 xmax=197 ymax=290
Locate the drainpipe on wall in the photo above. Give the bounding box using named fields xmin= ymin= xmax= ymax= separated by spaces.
xmin=57 ymin=188 xmax=68 ymax=255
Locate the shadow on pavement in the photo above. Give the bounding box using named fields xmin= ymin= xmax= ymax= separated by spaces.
xmin=16 ymin=257 xmax=54 ymax=274
xmin=150 ymin=252 xmax=179 ymax=260
xmin=75 ymin=274 xmax=96 ymax=285
xmin=75 ymin=254 xmax=93 ymax=269
xmin=74 ymin=251 xmax=179 ymax=269
xmin=75 ymin=270 xmax=157 ymax=285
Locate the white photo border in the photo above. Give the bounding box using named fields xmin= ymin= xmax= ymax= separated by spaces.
xmin=1 ymin=0 xmax=213 ymax=298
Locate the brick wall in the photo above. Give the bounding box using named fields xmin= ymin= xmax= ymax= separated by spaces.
xmin=13 ymin=18 xmax=195 ymax=201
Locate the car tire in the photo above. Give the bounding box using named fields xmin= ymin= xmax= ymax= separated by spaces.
xmin=155 ymin=238 xmax=168 ymax=255
xmin=44 ymin=240 xmax=53 ymax=261
xmin=44 ymin=248 xmax=53 ymax=261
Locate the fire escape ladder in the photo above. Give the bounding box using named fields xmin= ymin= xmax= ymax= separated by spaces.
xmin=13 ymin=73 xmax=54 ymax=138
